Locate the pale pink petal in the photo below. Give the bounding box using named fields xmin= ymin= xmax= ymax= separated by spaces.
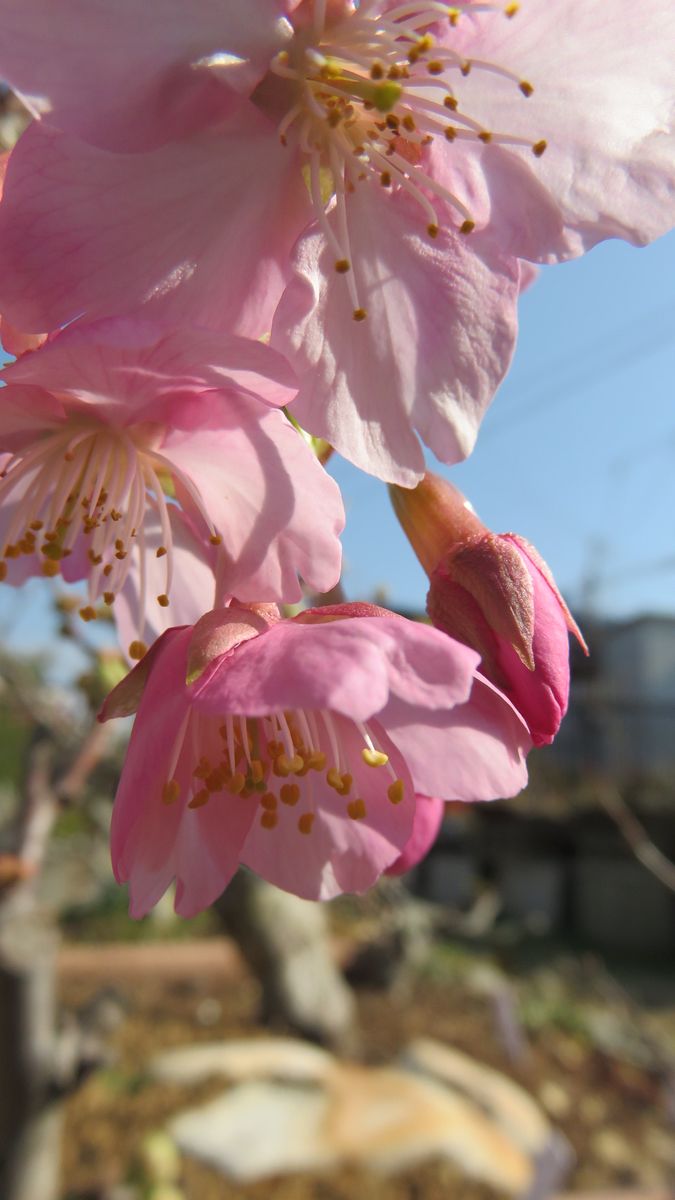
xmin=0 ymin=384 xmax=66 ymax=450
xmin=114 ymin=511 xmax=219 ymax=664
xmin=0 ymin=0 xmax=289 ymax=149
xmin=163 ymin=403 xmax=344 ymax=602
xmin=272 ymin=186 xmax=519 ymax=485
xmin=190 ymin=612 xmax=480 ymax=723
xmin=241 ymin=719 xmax=415 ymax=900
xmin=386 ymin=795 xmax=445 ymax=877
xmin=441 ymin=0 xmax=675 ymax=260
xmin=3 ymin=319 xmax=298 ymax=421
xmin=0 ymin=109 xmax=310 ymax=337
xmin=385 ymin=675 xmax=532 ymax=802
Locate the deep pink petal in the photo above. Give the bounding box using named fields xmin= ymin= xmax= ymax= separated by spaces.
xmin=109 ymin=627 xmax=192 ymax=912
xmin=273 ymin=186 xmax=519 ymax=485
xmin=0 ymin=109 xmax=310 ymax=337
xmin=386 ymin=796 xmax=445 ymax=877
xmin=0 ymin=0 xmax=288 ymax=149
xmin=385 ymin=675 xmax=532 ymax=802
xmin=241 ymin=718 xmax=415 ymax=900
xmin=190 ymin=614 xmax=479 ymax=723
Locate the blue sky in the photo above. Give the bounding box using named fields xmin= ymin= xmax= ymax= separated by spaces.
xmin=331 ymin=229 xmax=675 ymax=620
xmin=1 ymin=228 xmax=674 ymax=676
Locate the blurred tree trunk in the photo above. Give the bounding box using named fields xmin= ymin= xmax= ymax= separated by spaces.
xmin=214 ymin=871 xmax=357 ymax=1052
xmin=0 ymin=733 xmax=62 ymax=1200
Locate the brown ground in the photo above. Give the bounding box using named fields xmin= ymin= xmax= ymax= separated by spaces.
xmin=58 ymin=940 xmax=675 ymax=1200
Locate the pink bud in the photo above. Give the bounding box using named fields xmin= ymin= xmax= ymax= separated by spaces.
xmin=391 ymin=474 xmax=587 ymax=746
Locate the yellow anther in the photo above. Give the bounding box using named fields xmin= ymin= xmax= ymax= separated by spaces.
xmin=335 ymin=258 xmax=351 ymax=273
xmin=209 ymin=533 xmax=222 ymax=545
xmin=162 ymin=779 xmax=180 ymax=806
xmin=281 ymin=783 xmax=300 ymax=806
xmin=505 ymin=2 xmax=519 ymax=16
xmin=460 ymin=219 xmax=475 ymax=235
xmin=307 ymin=751 xmax=326 ymax=771
xmin=227 ymin=771 xmax=246 ymax=795
xmin=532 ymin=139 xmax=547 ymax=157
xmin=370 ymin=62 xmax=384 ymax=80
xmin=206 ymin=768 xmax=226 ymax=792
xmin=157 ymin=593 xmax=170 ymax=607
xmin=42 ymin=542 xmax=64 ymax=561
xmin=42 ymin=560 xmax=60 ymax=577
xmin=388 ymin=779 xmax=405 ymax=806
xmin=445 ymin=126 xmax=457 ymax=141
xmin=427 ymin=223 xmax=439 ymax=239
xmin=347 ymin=798 xmax=367 ymax=821
xmin=129 ymin=640 xmax=147 ymax=660
xmin=260 ymin=792 xmax=277 ymax=811
xmin=371 ymin=81 xmax=402 ymax=113
xmin=338 ymin=773 xmax=353 ymax=796
xmin=353 ymin=308 xmax=367 ymax=322
xmin=427 ymin=60 xmax=443 ymax=75
xmin=402 ymin=114 xmax=416 ymax=132
xmin=156 ymin=545 xmax=167 ymax=557
xmin=461 ymin=60 xmax=472 ymax=76
xmin=188 ymin=788 xmax=209 ymax=809
xmin=478 ymin=130 xmax=492 ymax=144
xmin=327 ymin=768 xmax=343 ymax=791
xmin=298 ymin=813 xmax=314 ymax=835
xmin=267 ymin=739 xmax=283 ymax=757
xmin=261 ymin=810 xmax=278 ymax=830
xmin=519 ymin=80 xmax=533 ymax=97
xmin=103 ymin=592 xmax=115 ymax=605
xmin=193 ymin=757 xmax=210 ymax=779
xmin=29 ymin=520 xmax=43 ymax=531
xmin=448 ymin=6 xmax=460 ymax=25
xmin=362 ymin=748 xmax=389 ymax=768
xmin=380 ymin=171 xmax=392 ymax=187
xmin=444 ymin=95 xmax=458 ymax=111
xmin=250 ymin=759 xmax=265 ymax=784
xmin=79 ymin=605 xmax=97 ymax=622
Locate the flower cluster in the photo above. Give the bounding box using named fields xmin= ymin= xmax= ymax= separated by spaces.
xmin=0 ymin=0 xmax=672 ymax=913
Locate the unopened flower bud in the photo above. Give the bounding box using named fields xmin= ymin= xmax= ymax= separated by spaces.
xmin=390 ymin=473 xmax=587 ymax=745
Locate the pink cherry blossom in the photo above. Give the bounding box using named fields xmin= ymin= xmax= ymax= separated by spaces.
xmin=0 ymin=1 xmax=672 ymax=482
xmin=0 ymin=319 xmax=344 ymax=658
xmin=391 ymin=472 xmax=586 ymax=744
xmin=99 ymin=601 xmax=532 ymax=916
xmin=385 ymin=795 xmax=445 ymax=877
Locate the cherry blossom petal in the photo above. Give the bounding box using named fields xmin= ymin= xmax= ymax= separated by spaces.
xmin=272 ymin=186 xmax=520 ymax=485
xmin=163 ymin=404 xmax=344 ymax=603
xmin=190 ymin=612 xmax=480 ymax=723
xmin=3 ymin=319 xmax=298 ymax=421
xmin=114 ymin=511 xmax=219 ymax=664
xmin=386 ymin=795 xmax=445 ymax=877
xmin=385 ymin=676 xmax=532 ymax=802
xmin=109 ymin=626 xmax=257 ymax=918
xmin=0 ymin=0 xmax=289 ymax=150
xmin=241 ymin=719 xmax=415 ymax=900
xmin=442 ymin=0 xmax=675 ymax=260
xmin=0 ymin=108 xmax=310 ymax=337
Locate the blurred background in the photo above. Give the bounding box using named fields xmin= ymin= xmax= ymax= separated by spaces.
xmin=0 ymin=88 xmax=674 ymax=1200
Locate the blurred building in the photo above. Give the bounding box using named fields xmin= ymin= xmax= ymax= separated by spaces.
xmin=553 ymin=613 xmax=675 ymax=780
